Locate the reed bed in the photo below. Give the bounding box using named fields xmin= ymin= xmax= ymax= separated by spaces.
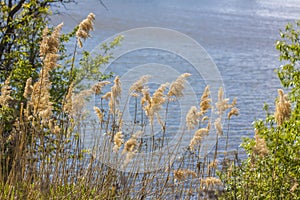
xmin=0 ymin=14 xmax=242 ymax=200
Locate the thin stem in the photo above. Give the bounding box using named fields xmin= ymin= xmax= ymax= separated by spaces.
xmin=161 ymin=100 xmax=170 ymax=147
xmin=134 ymin=96 xmax=137 ymax=124
xmin=225 ymin=118 xmax=231 ymax=160
xmin=213 ymin=132 xmax=219 ymax=162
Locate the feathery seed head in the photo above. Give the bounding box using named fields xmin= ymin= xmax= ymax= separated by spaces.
xmin=111 ymin=76 xmax=121 ymax=100
xmin=109 ymin=76 xmax=121 ymax=113
xmin=122 ymin=130 xmax=142 ymax=154
xmin=186 ymin=106 xmax=199 ymax=130
xmin=71 ymin=89 xmax=93 ymax=116
xmin=130 ymin=75 xmax=151 ymax=94
xmin=199 ymin=85 xmax=211 ymax=115
xmin=141 ymin=88 xmax=151 ymax=106
xmin=228 ymin=107 xmax=239 ymax=119
xmin=102 ymin=91 xmax=111 ymax=100
xmin=151 ymin=83 xmax=168 ymax=112
xmin=94 ymin=106 xmax=104 ymax=123
xmin=40 ymin=23 xmax=63 ymax=57
xmin=274 ymin=89 xmax=291 ymax=125
xmin=0 ymin=77 xmax=13 ymax=106
xmin=214 ymin=117 xmax=223 ymax=135
xmin=92 ymin=81 xmax=110 ymax=95
xmin=253 ymin=131 xmax=268 ymax=156
xmin=168 ymin=73 xmax=191 ymax=99
xmin=63 ymin=82 xmax=74 ymax=114
xmin=231 ymin=97 xmax=237 ymax=107
xmin=113 ymin=131 xmax=124 ymax=152
xmin=174 ymin=169 xmax=197 ymax=182
xmin=76 ymin=13 xmax=96 ymax=48
xmin=189 ymin=128 xmax=209 ymax=151
xmin=122 ymin=131 xmax=143 ymax=168
xmin=215 ymin=87 xmax=230 ymax=115
xmin=23 ymin=78 xmax=33 ymax=99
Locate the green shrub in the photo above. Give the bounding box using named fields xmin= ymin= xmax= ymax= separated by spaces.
xmin=219 ymin=20 xmax=300 ymax=200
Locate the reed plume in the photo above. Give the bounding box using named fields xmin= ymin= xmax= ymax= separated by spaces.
xmin=141 ymin=88 xmax=151 ymax=107
xmin=152 ymin=83 xmax=168 ymax=112
xmin=122 ymin=130 xmax=142 ymax=168
xmin=214 ymin=117 xmax=223 ymax=135
xmin=199 ymin=85 xmax=211 ymax=116
xmin=76 ymin=13 xmax=96 ymax=48
xmin=274 ymin=89 xmax=291 ymax=125
xmin=186 ymin=106 xmax=199 ymax=130
xmin=208 ymin=160 xmax=218 ymax=170
xmin=228 ymin=107 xmax=239 ymax=119
xmin=39 ymin=23 xmax=63 ymax=57
xmin=23 ymin=77 xmax=33 ymax=99
xmin=113 ymin=131 xmax=124 ymax=152
xmin=109 ymin=76 xmax=121 ymax=113
xmin=0 ymin=77 xmax=13 ymax=106
xmin=215 ymin=87 xmax=230 ymax=115
xmin=102 ymin=91 xmax=111 ymax=100
xmin=141 ymin=83 xmax=168 ymax=125
xmin=189 ymin=127 xmax=209 ymax=151
xmin=200 ymin=177 xmax=222 ymax=190
xmin=253 ymin=131 xmax=268 ymax=157
xmin=174 ymin=169 xmax=197 ymax=182
xmin=141 ymin=88 xmax=154 ymax=123
xmin=167 ymin=73 xmax=191 ymax=99
xmin=71 ymin=89 xmax=93 ymax=116
xmin=31 ymin=23 xmax=63 ymax=123
xmin=130 ymin=75 xmax=151 ymax=96
xmin=92 ymin=81 xmax=111 ymax=95
xmin=94 ymin=106 xmax=104 ymax=123
xmin=231 ymin=97 xmax=237 ymax=107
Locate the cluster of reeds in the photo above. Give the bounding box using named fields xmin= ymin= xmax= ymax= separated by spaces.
xmin=0 ymin=13 xmax=242 ymax=199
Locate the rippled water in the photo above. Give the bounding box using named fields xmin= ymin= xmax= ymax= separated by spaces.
xmin=51 ymin=0 xmax=300 ymax=154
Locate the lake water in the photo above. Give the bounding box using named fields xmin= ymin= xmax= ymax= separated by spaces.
xmin=51 ymin=0 xmax=300 ymax=156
